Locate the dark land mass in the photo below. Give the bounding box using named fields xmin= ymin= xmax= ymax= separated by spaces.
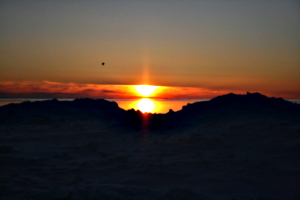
xmin=0 ymin=93 xmax=299 ymax=200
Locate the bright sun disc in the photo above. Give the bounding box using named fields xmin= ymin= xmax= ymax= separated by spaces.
xmin=137 ymin=98 xmax=155 ymax=113
xmin=135 ymin=85 xmax=158 ymax=97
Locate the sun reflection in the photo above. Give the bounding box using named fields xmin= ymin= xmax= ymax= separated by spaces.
xmin=135 ymin=85 xmax=158 ymax=97
xmin=137 ymin=98 xmax=155 ymax=113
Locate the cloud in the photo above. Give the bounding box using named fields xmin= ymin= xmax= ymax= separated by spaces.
xmin=0 ymin=81 xmax=136 ymax=99
xmin=0 ymin=80 xmax=298 ymax=99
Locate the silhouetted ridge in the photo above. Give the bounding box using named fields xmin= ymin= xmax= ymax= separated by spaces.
xmin=145 ymin=92 xmax=300 ymax=130
xmin=210 ymin=92 xmax=292 ymax=107
xmin=0 ymin=98 xmax=127 ymax=125
xmin=0 ymin=93 xmax=299 ymax=129
xmin=180 ymin=92 xmax=298 ymax=114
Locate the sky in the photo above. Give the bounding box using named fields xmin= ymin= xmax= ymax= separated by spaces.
xmin=1 ymin=0 xmax=299 ymax=99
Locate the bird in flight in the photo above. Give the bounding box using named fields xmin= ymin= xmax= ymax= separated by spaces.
xmin=102 ymin=62 xmax=105 ymax=66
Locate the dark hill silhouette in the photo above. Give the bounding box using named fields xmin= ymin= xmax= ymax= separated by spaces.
xmin=0 ymin=93 xmax=299 ymax=129
xmin=179 ymin=92 xmax=299 ymax=114
xmin=146 ymin=92 xmax=300 ymax=130
xmin=0 ymin=93 xmax=299 ymax=200
xmin=0 ymin=98 xmax=127 ymax=126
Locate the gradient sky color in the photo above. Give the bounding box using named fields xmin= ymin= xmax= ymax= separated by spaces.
xmin=1 ymin=0 xmax=299 ymax=98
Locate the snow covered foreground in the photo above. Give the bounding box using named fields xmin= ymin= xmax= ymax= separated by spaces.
xmin=0 ymin=93 xmax=299 ymax=200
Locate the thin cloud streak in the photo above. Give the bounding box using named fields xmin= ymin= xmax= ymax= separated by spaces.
xmin=0 ymin=81 xmax=131 ymax=99
xmin=0 ymin=81 xmax=298 ymax=99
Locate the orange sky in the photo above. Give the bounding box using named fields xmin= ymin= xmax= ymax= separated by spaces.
xmin=0 ymin=1 xmax=299 ymax=99
xmin=0 ymin=81 xmax=298 ymax=99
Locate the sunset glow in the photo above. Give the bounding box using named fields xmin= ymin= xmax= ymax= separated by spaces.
xmin=137 ymin=98 xmax=155 ymax=113
xmin=1 ymin=2 xmax=299 ymax=198
xmin=135 ymin=85 xmax=158 ymax=97
xmin=1 ymin=81 xmax=299 ymax=100
xmin=0 ymin=1 xmax=299 ymax=100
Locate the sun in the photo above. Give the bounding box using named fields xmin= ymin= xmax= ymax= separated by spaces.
xmin=135 ymin=85 xmax=158 ymax=97
xmin=137 ymin=98 xmax=155 ymax=113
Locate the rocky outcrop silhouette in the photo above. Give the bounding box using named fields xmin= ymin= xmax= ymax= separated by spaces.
xmin=0 ymin=93 xmax=299 ymax=130
xmin=0 ymin=98 xmax=127 ymax=125
xmin=179 ymin=92 xmax=299 ymax=115
xmin=148 ymin=92 xmax=300 ymax=130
